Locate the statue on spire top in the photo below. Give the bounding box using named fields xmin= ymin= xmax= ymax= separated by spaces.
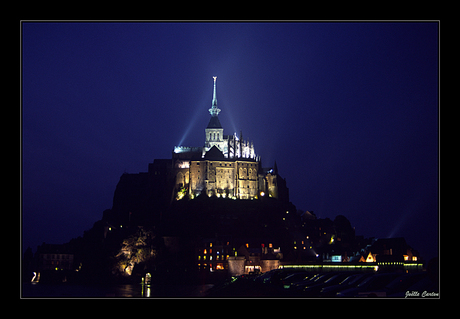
xmin=209 ymin=76 xmax=221 ymax=117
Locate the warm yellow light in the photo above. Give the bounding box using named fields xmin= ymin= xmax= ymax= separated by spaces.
xmin=329 ymin=235 xmax=335 ymax=244
xmin=366 ymin=252 xmax=376 ymax=262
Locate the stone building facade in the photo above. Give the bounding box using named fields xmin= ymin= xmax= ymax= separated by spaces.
xmin=172 ymin=76 xmax=288 ymax=202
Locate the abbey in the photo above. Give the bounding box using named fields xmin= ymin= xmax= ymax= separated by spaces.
xmin=106 ymin=77 xmax=289 ymax=227
xmin=172 ymin=77 xmax=288 ymax=202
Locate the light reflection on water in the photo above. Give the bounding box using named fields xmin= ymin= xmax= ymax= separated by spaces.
xmin=140 ymin=283 xmax=214 ymax=297
xmin=22 ymin=283 xmax=214 ymax=298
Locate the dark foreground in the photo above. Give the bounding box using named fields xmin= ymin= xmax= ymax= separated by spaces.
xmin=22 ymin=267 xmax=439 ymax=298
xmin=22 ymin=282 xmax=214 ymax=298
xmin=206 ymin=268 xmax=439 ymax=298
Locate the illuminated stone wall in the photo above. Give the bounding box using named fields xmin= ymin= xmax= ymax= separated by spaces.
xmin=171 ymin=149 xmax=287 ymax=202
xmin=265 ymin=173 xmax=279 ymax=199
xmin=186 ymin=159 xmax=261 ymax=199
xmin=260 ymin=259 xmax=279 ymax=273
xmin=228 ymin=256 xmax=246 ymax=276
xmin=204 ymin=127 xmax=227 ymax=156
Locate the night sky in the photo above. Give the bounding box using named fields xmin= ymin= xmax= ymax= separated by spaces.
xmin=22 ymin=22 xmax=439 ymax=261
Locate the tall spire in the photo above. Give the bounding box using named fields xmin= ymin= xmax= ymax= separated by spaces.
xmin=212 ymin=76 xmax=217 ymax=106
xmin=209 ymin=76 xmax=221 ymax=117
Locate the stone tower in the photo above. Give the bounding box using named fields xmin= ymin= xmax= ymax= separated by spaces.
xmin=204 ymin=76 xmax=227 ymax=156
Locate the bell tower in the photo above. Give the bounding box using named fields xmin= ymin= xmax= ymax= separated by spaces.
xmin=204 ymin=76 xmax=225 ymax=156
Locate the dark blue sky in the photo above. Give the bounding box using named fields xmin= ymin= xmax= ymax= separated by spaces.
xmin=22 ymin=22 xmax=439 ymax=261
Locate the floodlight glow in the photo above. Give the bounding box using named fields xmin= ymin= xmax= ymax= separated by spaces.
xmin=177 ymin=107 xmax=202 ymax=147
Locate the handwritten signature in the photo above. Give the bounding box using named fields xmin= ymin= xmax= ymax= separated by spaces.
xmin=405 ymin=290 xmax=439 ymax=298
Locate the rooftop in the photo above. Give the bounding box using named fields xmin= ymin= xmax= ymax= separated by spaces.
xmin=206 ymin=116 xmax=222 ymax=128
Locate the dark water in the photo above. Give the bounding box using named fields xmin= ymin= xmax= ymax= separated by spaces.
xmin=22 ymin=282 xmax=214 ymax=298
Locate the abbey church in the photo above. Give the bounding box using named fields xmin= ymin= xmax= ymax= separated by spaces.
xmin=171 ymin=76 xmax=288 ymax=201
xmin=106 ymin=77 xmax=289 ymax=227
